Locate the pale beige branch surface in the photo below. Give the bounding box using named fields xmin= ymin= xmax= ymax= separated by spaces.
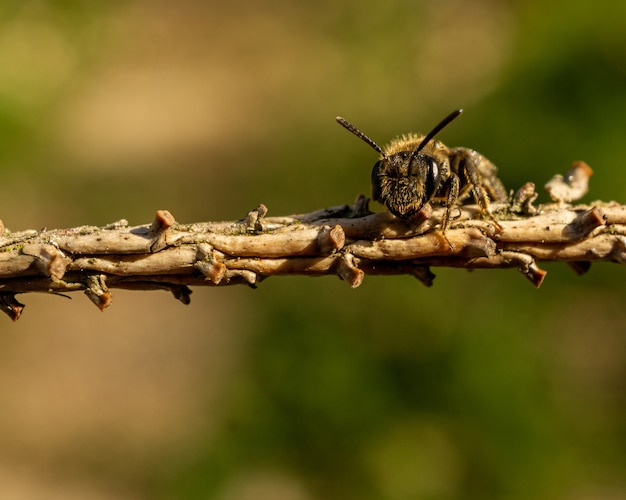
xmin=0 ymin=164 xmax=622 ymax=321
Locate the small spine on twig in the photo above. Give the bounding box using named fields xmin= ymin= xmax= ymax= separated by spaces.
xmin=84 ymin=274 xmax=113 ymax=311
xmin=0 ymin=294 xmax=25 ymax=321
xmin=336 ymin=253 xmax=364 ymax=288
xmin=149 ymin=210 xmax=176 ymax=252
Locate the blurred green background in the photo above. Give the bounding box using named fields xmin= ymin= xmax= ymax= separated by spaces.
xmin=0 ymin=1 xmax=625 ymax=498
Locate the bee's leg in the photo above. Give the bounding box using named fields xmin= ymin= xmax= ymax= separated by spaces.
xmin=437 ymin=173 xmax=460 ymax=249
xmin=454 ymin=150 xmax=504 ymax=232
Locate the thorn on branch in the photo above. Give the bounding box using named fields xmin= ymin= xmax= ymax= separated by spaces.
xmin=170 ymin=285 xmax=192 ymax=304
xmin=336 ymin=253 xmax=364 ymax=288
xmin=497 ymin=251 xmax=547 ymax=288
xmin=113 ymin=279 xmax=194 ymax=303
xmin=317 ymin=224 xmax=346 ymax=254
xmin=84 ymin=274 xmax=113 ymax=311
xmin=149 ymin=210 xmax=176 ymax=252
xmin=567 ymin=261 xmax=592 ymax=275
xmin=0 ymin=293 xmax=25 ymax=321
xmin=525 ymin=261 xmax=548 ymax=288
xmin=194 ymin=243 xmax=227 ymax=284
xmin=545 ymin=160 xmax=593 ymax=203
xmin=410 ymin=266 xmax=436 ymax=287
xmin=564 ymin=207 xmax=606 ymax=239
xmin=21 ymin=243 xmax=70 ymax=280
xmin=242 ymin=204 xmax=268 ymax=232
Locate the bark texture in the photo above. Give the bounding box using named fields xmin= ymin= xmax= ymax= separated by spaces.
xmin=0 ymin=164 xmax=620 ymax=320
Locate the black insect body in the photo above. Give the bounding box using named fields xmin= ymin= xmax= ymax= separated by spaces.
xmin=336 ymin=110 xmax=507 ymax=235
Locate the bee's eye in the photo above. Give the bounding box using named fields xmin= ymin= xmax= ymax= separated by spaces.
xmin=410 ymin=154 xmax=440 ymax=198
xmin=425 ymin=157 xmax=440 ymax=198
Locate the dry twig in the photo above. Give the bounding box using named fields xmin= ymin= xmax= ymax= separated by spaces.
xmin=0 ymin=162 xmax=621 ymax=320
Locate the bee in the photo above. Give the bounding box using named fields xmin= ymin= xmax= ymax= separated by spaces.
xmin=336 ymin=109 xmax=507 ymax=235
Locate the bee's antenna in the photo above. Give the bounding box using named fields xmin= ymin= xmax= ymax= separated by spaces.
xmin=414 ymin=109 xmax=463 ymax=154
xmin=336 ymin=117 xmax=385 ymax=156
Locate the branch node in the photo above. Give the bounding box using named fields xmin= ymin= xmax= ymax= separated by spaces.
xmin=194 ymin=243 xmax=227 ymax=284
xmin=242 ymin=204 xmax=268 ymax=232
xmin=317 ymin=224 xmax=346 ymax=253
xmin=0 ymin=293 xmax=25 ymax=321
xmin=447 ymin=228 xmax=497 ymax=258
xmin=150 ymin=210 xmax=176 ymax=252
xmin=21 ymin=243 xmax=70 ymax=280
xmin=564 ymin=207 xmax=606 ymax=239
xmin=83 ymin=274 xmax=113 ymax=311
xmin=525 ymin=261 xmax=547 ymax=288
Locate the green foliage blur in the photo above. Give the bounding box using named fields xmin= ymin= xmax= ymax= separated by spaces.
xmin=1 ymin=1 xmax=626 ymax=498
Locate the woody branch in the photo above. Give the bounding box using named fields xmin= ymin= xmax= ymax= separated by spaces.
xmin=0 ymin=161 xmax=621 ymax=321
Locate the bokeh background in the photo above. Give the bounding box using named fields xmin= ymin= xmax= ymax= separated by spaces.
xmin=0 ymin=1 xmax=625 ymax=498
